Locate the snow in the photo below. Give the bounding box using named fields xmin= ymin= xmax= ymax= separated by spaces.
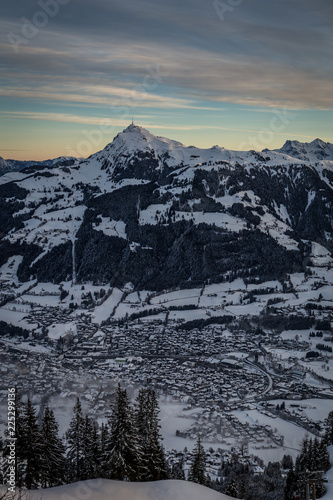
xmin=29 ymin=478 xmax=232 ymax=500
xmin=258 ymin=212 xmax=299 ymax=250
xmin=275 ymin=138 xmax=333 ymax=162
xmin=139 ymin=204 xmax=247 ymax=232
xmin=311 ymin=242 xmax=333 ymax=266
xmin=233 ymin=408 xmax=313 ymax=461
xmin=0 ymin=255 xmax=23 ymax=284
xmin=47 ymin=322 xmax=77 ymax=340
xmin=224 ymin=303 xmax=265 ymax=316
xmin=92 ymin=287 xmax=123 ymax=324
xmin=150 ymin=289 xmax=201 ymax=306
xmin=92 ymin=217 xmax=127 ymax=239
xmin=306 ymin=190 xmax=316 ymax=211
xmin=0 ymin=306 xmax=38 ymax=330
xmin=20 ymin=293 xmax=61 ymax=307
xmin=247 ymin=280 xmax=283 ymax=291
xmin=6 ymin=205 xmax=86 ymax=255
xmin=160 ymin=402 xmax=198 ymax=451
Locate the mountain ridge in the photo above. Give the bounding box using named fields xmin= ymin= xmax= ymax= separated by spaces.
xmin=272 ymin=138 xmax=333 ymax=162
xmin=0 ymin=155 xmax=81 ymax=176
xmin=0 ymin=124 xmax=332 ymax=291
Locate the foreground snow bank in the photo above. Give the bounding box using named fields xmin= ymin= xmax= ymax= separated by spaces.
xmin=36 ymin=479 xmax=232 ymax=500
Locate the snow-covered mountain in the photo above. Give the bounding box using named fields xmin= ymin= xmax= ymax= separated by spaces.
xmin=1 ymin=124 xmax=332 ymax=290
xmin=272 ymin=138 xmax=333 ymax=162
xmin=81 ymin=125 xmax=329 ymax=183
xmin=0 ymin=155 xmax=80 ymax=175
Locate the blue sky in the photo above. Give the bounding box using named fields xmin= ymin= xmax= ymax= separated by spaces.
xmin=1 ymin=0 xmax=332 ymax=159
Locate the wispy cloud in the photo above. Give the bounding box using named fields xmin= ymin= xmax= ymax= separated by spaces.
xmin=1 ymin=36 xmax=332 ymax=110
xmin=0 ymin=111 xmax=327 ymax=141
xmin=0 ymin=0 xmax=332 ymax=158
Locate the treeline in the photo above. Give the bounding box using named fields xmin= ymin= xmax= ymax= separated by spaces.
xmin=285 ymin=432 xmax=332 ymax=500
xmin=0 ymin=321 xmax=29 ymax=339
xmin=1 ymin=391 xmax=332 ymax=499
xmin=316 ymin=343 xmax=333 ymax=353
xmin=0 ymin=386 xmax=169 ymax=489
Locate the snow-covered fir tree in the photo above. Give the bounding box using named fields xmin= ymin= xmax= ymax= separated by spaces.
xmin=135 ymin=388 xmax=168 ymax=481
xmin=106 ymin=384 xmax=142 ymax=481
xmin=99 ymin=422 xmax=109 ymax=477
xmin=81 ymin=415 xmax=100 ymax=479
xmin=188 ymin=436 xmax=208 ymax=486
xmin=225 ymin=474 xmax=238 ymax=498
xmin=324 ymin=411 xmax=333 ymax=445
xmin=40 ymin=405 xmax=65 ymax=488
xmin=66 ymin=397 xmax=85 ymax=482
xmin=21 ymin=398 xmax=43 ymax=489
xmin=291 ymin=437 xmax=330 ymax=499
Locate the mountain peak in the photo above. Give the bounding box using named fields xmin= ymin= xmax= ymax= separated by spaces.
xmin=275 ymin=137 xmax=333 ymax=161
xmin=123 ymin=123 xmax=144 ymax=133
xmin=104 ymin=124 xmax=185 ymax=157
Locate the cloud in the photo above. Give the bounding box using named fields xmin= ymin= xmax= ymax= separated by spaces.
xmin=0 ymin=110 xmax=326 ymax=142
xmin=0 ymin=0 xmax=332 ymax=156
xmin=1 ymin=37 xmax=333 ymax=110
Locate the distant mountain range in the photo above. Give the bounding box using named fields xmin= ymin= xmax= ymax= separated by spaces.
xmin=1 ymin=124 xmax=332 ymax=290
xmin=0 ymin=155 xmax=80 ymax=176
xmin=272 ymin=138 xmax=333 ymax=162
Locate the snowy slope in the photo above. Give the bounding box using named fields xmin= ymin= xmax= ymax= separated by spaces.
xmin=1 ymin=123 xmax=333 ymax=290
xmin=34 ymin=479 xmax=233 ymax=500
xmin=80 ymin=124 xmax=327 ymax=176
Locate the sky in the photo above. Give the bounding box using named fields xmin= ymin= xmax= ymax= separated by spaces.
xmin=0 ymin=0 xmax=333 ymax=160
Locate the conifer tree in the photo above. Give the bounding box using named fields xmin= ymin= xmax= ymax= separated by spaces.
xmin=81 ymin=415 xmax=100 ymax=479
xmin=136 ymin=388 xmax=168 ymax=481
xmin=324 ymin=411 xmax=333 ymax=445
xmin=21 ymin=398 xmax=43 ymax=489
xmin=319 ymin=439 xmax=331 ymax=472
xmin=66 ymin=397 xmax=85 ymax=482
xmin=284 ymin=467 xmax=297 ymax=500
xmin=107 ymin=384 xmax=142 ymax=481
xmin=40 ymin=406 xmax=65 ymax=487
xmin=99 ymin=422 xmax=110 ymax=477
xmin=225 ymin=474 xmax=238 ymax=498
xmin=188 ymin=436 xmax=207 ymax=486
xmin=293 ymin=437 xmax=328 ymax=499
xmin=239 ymin=480 xmax=246 ymax=500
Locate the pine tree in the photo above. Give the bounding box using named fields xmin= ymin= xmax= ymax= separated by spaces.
xmin=294 ymin=437 xmax=328 ymax=499
xmin=239 ymin=480 xmax=246 ymax=499
xmin=81 ymin=415 xmax=100 ymax=479
xmin=295 ymin=437 xmax=309 ymax=473
xmin=225 ymin=474 xmax=239 ymax=498
xmin=136 ymin=388 xmax=168 ymax=481
xmin=40 ymin=406 xmax=65 ymax=487
xmin=324 ymin=411 xmax=333 ymax=445
xmin=188 ymin=436 xmax=207 ymax=485
xmin=107 ymin=384 xmax=142 ymax=481
xmin=21 ymin=398 xmax=43 ymax=489
xmin=99 ymin=422 xmax=109 ymax=477
xmin=66 ymin=397 xmax=85 ymax=482
xmin=284 ymin=467 xmax=297 ymax=500
xmin=319 ymin=439 xmax=330 ymax=472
